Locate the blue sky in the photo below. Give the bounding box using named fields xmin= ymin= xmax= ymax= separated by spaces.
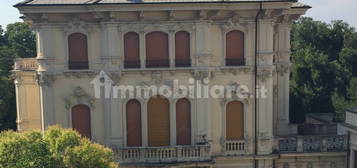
xmin=0 ymin=0 xmax=357 ymax=29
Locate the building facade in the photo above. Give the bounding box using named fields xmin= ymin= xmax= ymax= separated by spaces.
xmin=13 ymin=0 xmax=348 ymax=167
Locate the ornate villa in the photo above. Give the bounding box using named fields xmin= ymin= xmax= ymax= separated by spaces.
xmin=13 ymin=0 xmax=352 ymax=167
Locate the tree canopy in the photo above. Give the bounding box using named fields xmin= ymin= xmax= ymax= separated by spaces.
xmin=0 ymin=22 xmax=36 ymax=131
xmin=290 ymin=17 xmax=357 ymax=123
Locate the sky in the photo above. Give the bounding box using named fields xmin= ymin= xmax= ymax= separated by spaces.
xmin=0 ymin=0 xmax=357 ymax=29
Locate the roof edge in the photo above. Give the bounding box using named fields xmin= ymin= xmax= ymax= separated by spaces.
xmin=14 ymin=0 xmax=297 ymax=8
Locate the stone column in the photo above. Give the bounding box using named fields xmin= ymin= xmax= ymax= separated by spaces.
xmin=276 ymin=23 xmax=293 ymax=135
xmin=139 ymin=32 xmax=146 ymax=69
xmin=193 ymin=22 xmax=213 ymax=146
xmin=256 ymin=19 xmax=275 ymax=155
xmin=107 ymin=24 xmax=121 ymax=71
xmin=38 ymin=72 xmax=56 ymax=130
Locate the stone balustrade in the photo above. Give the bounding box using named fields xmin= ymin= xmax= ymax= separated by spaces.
xmin=14 ymin=58 xmax=38 ymax=71
xmin=224 ymin=140 xmax=246 ymax=155
xmin=277 ymin=135 xmax=347 ymax=153
xmin=113 ymin=145 xmax=211 ymax=164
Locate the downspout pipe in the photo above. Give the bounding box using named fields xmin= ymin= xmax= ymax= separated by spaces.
xmin=254 ymin=2 xmax=263 ymax=168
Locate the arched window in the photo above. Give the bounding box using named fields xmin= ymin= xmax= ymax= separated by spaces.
xmin=68 ymin=33 xmax=89 ymax=69
xmin=124 ymin=32 xmax=140 ymax=68
xmin=126 ymin=99 xmax=142 ymax=147
xmin=176 ymin=98 xmax=191 ymax=145
xmin=72 ymin=104 xmax=91 ymax=139
xmin=146 ymin=32 xmax=169 ymax=68
xmin=175 ymin=31 xmax=191 ymax=67
xmin=226 ymin=30 xmax=244 ymax=66
xmin=147 ymin=95 xmax=170 ymax=146
xmin=226 ymin=101 xmax=244 ymax=140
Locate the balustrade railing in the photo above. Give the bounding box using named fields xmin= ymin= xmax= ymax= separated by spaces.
xmin=224 ymin=140 xmax=246 ymax=155
xmin=277 ymin=135 xmax=347 ymax=153
xmin=14 ymin=58 xmax=38 ymax=71
xmin=113 ymin=145 xmax=211 ymax=164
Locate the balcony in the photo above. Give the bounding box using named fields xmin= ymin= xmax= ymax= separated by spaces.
xmin=277 ymin=135 xmax=347 ymax=153
xmin=113 ymin=145 xmax=211 ymax=164
xmin=225 ymin=58 xmax=245 ymax=66
xmin=224 ymin=140 xmax=246 ymax=156
xmin=14 ymin=58 xmax=38 ymax=71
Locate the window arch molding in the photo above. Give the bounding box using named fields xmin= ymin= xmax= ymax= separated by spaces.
xmin=71 ymin=104 xmax=92 ymax=139
xmin=122 ymin=98 xmax=145 ymax=147
xmin=173 ymin=97 xmax=195 ymax=145
xmin=123 ymin=31 xmax=141 ymax=68
xmin=64 ymin=87 xmax=95 ymax=136
xmin=174 ymin=30 xmax=192 ymax=67
xmin=222 ymin=27 xmax=247 ymax=66
xmin=65 ymin=30 xmax=90 ymax=70
xmin=145 ymin=31 xmax=170 ymax=68
xmin=220 ymin=98 xmax=249 ymax=141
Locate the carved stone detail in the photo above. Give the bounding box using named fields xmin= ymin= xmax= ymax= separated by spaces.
xmin=63 ymin=71 xmax=97 ymax=78
xmin=276 ymin=64 xmax=291 ymax=76
xmin=257 ymin=69 xmax=273 ymax=82
xmin=64 ymin=86 xmax=95 ymax=110
xmin=37 ymin=72 xmax=56 ymax=87
xmin=63 ymin=17 xmax=88 ymax=34
xmin=191 ymin=70 xmax=212 ymax=81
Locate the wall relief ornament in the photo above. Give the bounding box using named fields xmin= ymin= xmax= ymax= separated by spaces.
xmin=36 ymin=72 xmax=56 ymax=87
xmin=64 ymin=87 xmax=95 ymax=110
xmin=276 ymin=64 xmax=291 ymax=76
xmin=191 ymin=70 xmax=212 ymax=81
xmin=63 ymin=71 xmax=97 ymax=78
xmin=257 ymin=68 xmax=273 ymax=82
xmin=63 ymin=17 xmax=88 ymax=34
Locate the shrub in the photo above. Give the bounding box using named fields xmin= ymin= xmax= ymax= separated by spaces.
xmin=0 ymin=126 xmax=119 ymax=168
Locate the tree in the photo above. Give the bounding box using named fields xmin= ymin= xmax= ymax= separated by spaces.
xmin=4 ymin=22 xmax=36 ymax=58
xmin=290 ymin=17 xmax=357 ymax=123
xmin=0 ymin=22 xmax=36 ymax=131
xmin=0 ymin=126 xmax=119 ymax=168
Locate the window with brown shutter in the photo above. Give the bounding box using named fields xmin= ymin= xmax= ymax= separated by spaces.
xmin=68 ymin=33 xmax=89 ymax=69
xmin=176 ymin=98 xmax=191 ymax=145
xmin=146 ymin=32 xmax=169 ymax=68
xmin=126 ymin=99 xmax=142 ymax=147
xmin=147 ymin=96 xmax=170 ymax=146
xmin=226 ymin=101 xmax=244 ymax=140
xmin=226 ymin=30 xmax=245 ymax=66
xmin=175 ymin=31 xmax=191 ymax=67
xmin=72 ymin=104 xmax=91 ymax=139
xmin=124 ymin=32 xmax=140 ymax=68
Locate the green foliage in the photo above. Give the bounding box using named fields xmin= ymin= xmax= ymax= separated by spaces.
xmin=4 ymin=22 xmax=36 ymax=58
xmin=0 ymin=126 xmax=119 ymax=168
xmin=290 ymin=17 xmax=357 ymax=123
xmin=0 ymin=22 xmax=36 ymax=131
